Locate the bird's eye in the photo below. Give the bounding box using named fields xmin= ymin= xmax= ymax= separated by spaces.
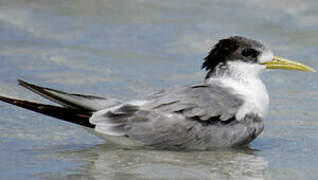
xmin=241 ymin=48 xmax=258 ymax=57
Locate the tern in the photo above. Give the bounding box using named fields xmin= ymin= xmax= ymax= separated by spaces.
xmin=0 ymin=36 xmax=315 ymax=150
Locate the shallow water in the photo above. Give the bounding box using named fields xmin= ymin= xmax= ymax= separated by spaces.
xmin=0 ymin=0 xmax=318 ymax=179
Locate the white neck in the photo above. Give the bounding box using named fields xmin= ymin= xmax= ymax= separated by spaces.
xmin=207 ymin=61 xmax=270 ymax=120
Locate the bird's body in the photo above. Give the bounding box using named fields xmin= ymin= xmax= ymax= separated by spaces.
xmin=0 ymin=36 xmax=314 ymax=150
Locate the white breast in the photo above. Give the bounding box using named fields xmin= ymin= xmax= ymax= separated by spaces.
xmin=208 ymin=61 xmax=270 ymax=120
xmin=222 ymin=77 xmax=269 ymax=120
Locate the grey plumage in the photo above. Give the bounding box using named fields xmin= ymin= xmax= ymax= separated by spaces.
xmin=89 ymin=83 xmax=264 ymax=149
xmin=146 ymin=83 xmax=243 ymax=121
xmin=127 ymin=112 xmax=263 ymax=149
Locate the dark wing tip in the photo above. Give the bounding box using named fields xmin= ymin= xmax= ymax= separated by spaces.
xmin=0 ymin=95 xmax=95 ymax=128
xmin=17 ymin=79 xmax=24 ymax=83
xmin=17 ymin=79 xmax=29 ymax=87
xmin=17 ymin=79 xmax=47 ymax=92
xmin=0 ymin=95 xmax=18 ymax=104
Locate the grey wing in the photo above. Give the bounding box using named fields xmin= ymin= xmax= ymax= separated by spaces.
xmin=89 ymin=83 xmax=245 ymax=148
xmin=89 ymin=104 xmax=204 ymax=149
xmin=146 ymin=83 xmax=244 ymax=122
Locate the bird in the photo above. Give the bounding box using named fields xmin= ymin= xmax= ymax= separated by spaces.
xmin=0 ymin=36 xmax=315 ymax=150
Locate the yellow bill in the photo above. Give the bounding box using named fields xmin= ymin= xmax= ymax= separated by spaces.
xmin=261 ymin=56 xmax=315 ymax=72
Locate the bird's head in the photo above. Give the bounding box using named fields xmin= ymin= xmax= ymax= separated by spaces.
xmin=202 ymin=36 xmax=315 ymax=79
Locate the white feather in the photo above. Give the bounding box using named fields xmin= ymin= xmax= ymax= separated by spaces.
xmin=89 ymin=100 xmax=148 ymax=137
xmin=126 ymin=100 xmax=147 ymax=106
xmin=208 ymin=61 xmax=270 ymax=120
xmin=258 ymin=49 xmax=274 ymax=63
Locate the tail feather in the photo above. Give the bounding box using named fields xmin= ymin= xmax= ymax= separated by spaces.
xmin=18 ymin=80 xmax=120 ymax=111
xmin=0 ymin=95 xmax=95 ymax=128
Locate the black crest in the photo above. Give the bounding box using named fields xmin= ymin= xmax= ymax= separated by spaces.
xmin=202 ymin=36 xmax=263 ymax=78
xmin=202 ymin=37 xmax=240 ymax=72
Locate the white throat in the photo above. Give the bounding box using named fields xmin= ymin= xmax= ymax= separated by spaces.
xmin=207 ymin=61 xmax=270 ymax=120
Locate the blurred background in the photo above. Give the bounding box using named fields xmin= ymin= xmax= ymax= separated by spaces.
xmin=0 ymin=0 xmax=318 ymax=179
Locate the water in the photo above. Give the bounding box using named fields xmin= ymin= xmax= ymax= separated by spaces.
xmin=0 ymin=0 xmax=318 ymax=179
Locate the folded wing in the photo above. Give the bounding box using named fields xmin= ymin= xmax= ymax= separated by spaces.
xmin=146 ymin=83 xmax=244 ymax=121
xmin=89 ymin=83 xmax=245 ymax=148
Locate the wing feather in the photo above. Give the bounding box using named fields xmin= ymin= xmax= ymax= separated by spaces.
xmin=18 ymin=80 xmax=121 ymax=111
xmin=146 ymin=83 xmax=243 ymax=121
xmin=89 ymin=82 xmax=245 ymax=148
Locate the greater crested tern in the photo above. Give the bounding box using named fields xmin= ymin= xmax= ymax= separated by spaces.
xmin=0 ymin=36 xmax=315 ymax=150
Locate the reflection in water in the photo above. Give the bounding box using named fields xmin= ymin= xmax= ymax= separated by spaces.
xmin=59 ymin=144 xmax=269 ymax=180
